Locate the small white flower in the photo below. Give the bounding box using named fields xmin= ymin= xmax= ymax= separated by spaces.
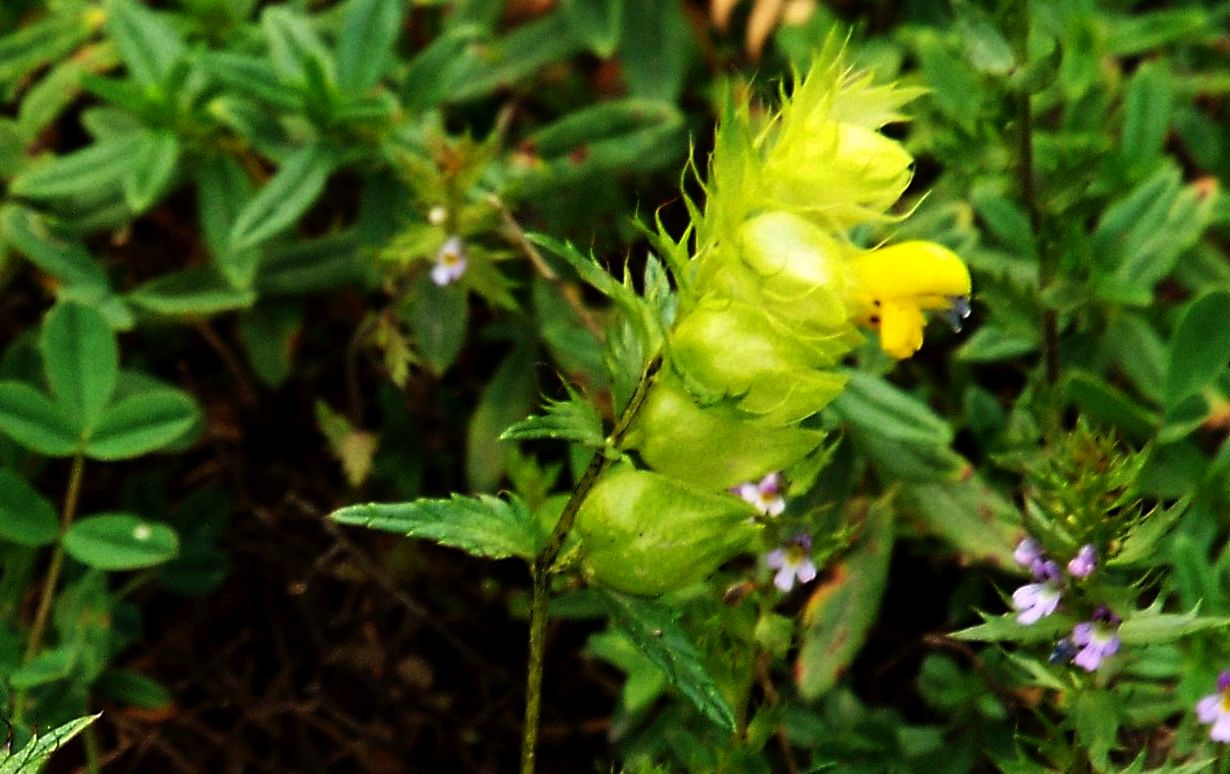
xmin=1011 ymin=581 xmax=1061 ymax=624
xmin=431 ymin=236 xmax=467 ymax=286
xmin=766 ymin=535 xmax=816 ymax=592
xmin=428 ymin=205 xmax=448 ymax=226
xmin=1197 ymin=672 xmax=1230 ymax=743
xmin=735 ymin=472 xmax=786 ymax=516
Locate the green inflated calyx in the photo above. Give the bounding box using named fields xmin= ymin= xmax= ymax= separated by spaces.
xmin=576 ymin=466 xmax=761 ymax=596
xmin=624 ymin=374 xmax=826 ymax=490
xmin=669 ymin=298 xmax=848 ymax=423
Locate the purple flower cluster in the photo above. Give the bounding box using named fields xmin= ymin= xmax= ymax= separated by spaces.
xmin=1010 ymin=538 xmax=1120 ymax=672
xmin=1010 ymin=538 xmax=1099 ymax=624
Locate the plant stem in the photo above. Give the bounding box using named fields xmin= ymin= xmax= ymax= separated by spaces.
xmin=1013 ymin=0 xmax=1058 ymax=384
xmin=519 ymin=356 xmax=662 ymax=774
xmin=14 ymin=453 xmax=86 ymax=722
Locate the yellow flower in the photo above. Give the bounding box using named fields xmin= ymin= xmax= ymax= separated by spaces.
xmin=846 ymin=241 xmax=972 ymax=359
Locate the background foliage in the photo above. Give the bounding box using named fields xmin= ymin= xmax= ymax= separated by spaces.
xmin=1 ymin=0 xmax=1230 ymax=771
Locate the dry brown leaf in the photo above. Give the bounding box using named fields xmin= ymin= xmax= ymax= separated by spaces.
xmin=746 ymin=0 xmax=785 ymax=60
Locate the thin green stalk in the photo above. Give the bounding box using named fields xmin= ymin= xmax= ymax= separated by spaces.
xmin=1013 ymin=0 xmax=1058 ymax=384
xmin=14 ymin=453 xmax=86 ymax=722
xmin=519 ymin=357 xmax=662 ymax=774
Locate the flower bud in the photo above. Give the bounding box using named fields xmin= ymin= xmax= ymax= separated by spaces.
xmin=576 ymin=467 xmax=761 ymax=596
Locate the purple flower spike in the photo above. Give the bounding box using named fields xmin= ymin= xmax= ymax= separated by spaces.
xmin=1196 ymin=671 xmax=1230 ymax=743
xmin=1067 ymin=544 xmax=1097 ymax=578
xmin=766 ymin=535 xmax=816 ymax=592
xmin=1012 ymin=581 xmax=1061 ymax=624
xmin=431 ymin=236 xmax=467 ymax=286
xmin=1070 ymin=617 xmax=1121 ymax=672
xmin=737 ymin=473 xmax=786 ymax=517
xmin=1014 ymin=537 xmax=1043 ymax=568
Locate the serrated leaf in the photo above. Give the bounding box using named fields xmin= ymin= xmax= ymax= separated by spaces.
xmin=331 ymin=494 xmax=543 ymax=560
xmin=500 ymin=394 xmax=604 ymax=448
xmin=85 ymin=388 xmax=200 ymax=460
xmin=63 ymin=512 xmax=179 ymax=570
xmin=105 ymin=0 xmax=185 ymax=86
xmin=0 ymin=468 xmax=59 ymax=547
xmin=123 ymin=131 xmax=180 ymax=214
xmin=797 ymin=499 xmax=894 ymax=698
xmin=40 ymin=301 xmax=117 ymax=431
xmin=0 ymin=381 xmax=80 ymax=456
xmin=951 ymin=613 xmax=1075 ymax=643
xmin=0 ymin=714 xmax=100 ymax=774
xmin=597 ymin=589 xmax=736 ymax=732
xmin=1118 ymin=608 xmax=1230 ymax=645
xmin=1109 ymin=499 xmax=1187 ymax=567
xmin=229 ymin=144 xmax=336 ymax=251
xmin=337 ymin=0 xmax=404 ymax=92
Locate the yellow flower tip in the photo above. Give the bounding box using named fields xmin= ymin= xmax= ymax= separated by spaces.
xmin=847 ymin=240 xmax=972 ymax=359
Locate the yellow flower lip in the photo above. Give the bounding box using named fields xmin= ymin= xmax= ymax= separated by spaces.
xmin=846 ymin=241 xmax=972 ymax=359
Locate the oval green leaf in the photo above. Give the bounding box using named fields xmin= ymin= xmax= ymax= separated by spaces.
xmin=63 ymin=513 xmax=179 ymax=570
xmin=86 ymin=388 xmax=200 ymax=460
xmin=0 ymin=468 xmax=60 ymax=546
xmin=0 ymin=381 xmax=80 ymax=456
xmin=40 ymin=301 xmax=118 ymax=430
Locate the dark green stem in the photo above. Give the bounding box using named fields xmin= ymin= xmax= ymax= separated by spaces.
xmin=1013 ymin=0 xmax=1058 ymax=384
xmin=14 ymin=453 xmax=86 ymax=722
xmin=519 ymin=356 xmax=662 ymax=774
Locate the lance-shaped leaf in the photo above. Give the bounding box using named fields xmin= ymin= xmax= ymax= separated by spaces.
xmin=1164 ymin=290 xmax=1230 ymax=410
xmin=229 ymin=143 xmax=336 ymax=251
xmin=796 ymin=498 xmax=894 ymax=699
xmin=332 ymin=494 xmax=543 ymax=560
xmin=1118 ymin=606 xmax=1230 ymax=645
xmin=10 ymin=135 xmax=143 ymax=199
xmin=598 ymin=589 xmax=736 ymax=732
xmin=104 ymin=0 xmax=185 ymax=86
xmin=123 ymin=130 xmax=180 ymax=214
xmin=951 ymin=612 xmax=1076 ymax=644
xmin=336 ymin=0 xmax=404 ymax=92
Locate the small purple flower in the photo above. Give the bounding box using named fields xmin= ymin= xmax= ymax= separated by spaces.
xmin=1013 ymin=537 xmax=1043 ymax=568
xmin=1196 ymin=672 xmax=1230 ymax=743
xmin=431 ymin=236 xmax=467 ymax=286
xmin=1031 ymin=558 xmax=1062 ymax=582
xmin=766 ymin=534 xmax=817 ymax=592
xmin=1070 ymin=608 xmax=1121 ymax=672
xmin=736 ymin=472 xmax=786 ymax=517
xmin=1067 ymin=544 xmax=1097 ymax=578
xmin=1012 ymin=581 xmax=1061 ymax=624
